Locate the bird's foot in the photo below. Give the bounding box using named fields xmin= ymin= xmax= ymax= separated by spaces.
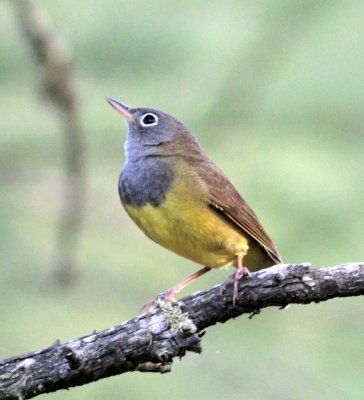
xmin=140 ymin=289 xmax=177 ymax=315
xmin=140 ymin=266 xmax=211 ymax=315
xmin=220 ymin=266 xmax=250 ymax=305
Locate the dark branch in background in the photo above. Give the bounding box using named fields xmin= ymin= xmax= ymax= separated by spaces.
xmin=15 ymin=0 xmax=86 ymax=285
xmin=0 ymin=263 xmax=363 ymax=400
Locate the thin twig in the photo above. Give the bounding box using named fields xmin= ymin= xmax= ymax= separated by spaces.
xmin=16 ymin=0 xmax=86 ymax=285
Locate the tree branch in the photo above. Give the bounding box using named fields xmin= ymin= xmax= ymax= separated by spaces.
xmin=0 ymin=262 xmax=363 ymax=399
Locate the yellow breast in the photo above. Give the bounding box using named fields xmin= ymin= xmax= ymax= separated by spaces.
xmin=123 ymin=161 xmax=249 ymax=268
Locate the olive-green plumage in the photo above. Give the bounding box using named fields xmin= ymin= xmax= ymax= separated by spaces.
xmin=107 ymin=98 xmax=282 ymax=306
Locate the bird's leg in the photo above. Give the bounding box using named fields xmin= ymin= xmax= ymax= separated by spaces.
xmin=163 ymin=266 xmax=212 ymax=302
xmin=141 ymin=266 xmax=211 ymax=314
xmin=221 ymin=254 xmax=250 ymax=305
xmin=233 ymin=254 xmax=250 ymax=304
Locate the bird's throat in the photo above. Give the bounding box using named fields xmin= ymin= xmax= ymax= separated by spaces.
xmin=119 ymin=158 xmax=174 ymax=207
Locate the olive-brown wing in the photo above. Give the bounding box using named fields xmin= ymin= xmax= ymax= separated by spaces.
xmin=194 ymin=159 xmax=282 ymax=264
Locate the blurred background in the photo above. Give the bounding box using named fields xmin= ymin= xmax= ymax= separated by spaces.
xmin=1 ymin=1 xmax=364 ymax=399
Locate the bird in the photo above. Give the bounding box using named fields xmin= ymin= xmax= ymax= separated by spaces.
xmin=107 ymin=98 xmax=282 ymax=309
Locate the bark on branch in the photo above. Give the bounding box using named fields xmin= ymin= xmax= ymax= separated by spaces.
xmin=0 ymin=262 xmax=363 ymax=399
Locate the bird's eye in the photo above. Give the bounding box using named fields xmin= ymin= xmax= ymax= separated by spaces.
xmin=140 ymin=113 xmax=158 ymax=127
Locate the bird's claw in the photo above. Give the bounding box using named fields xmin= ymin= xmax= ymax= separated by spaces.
xmin=140 ymin=290 xmax=177 ymax=315
xmin=220 ymin=267 xmax=250 ymax=305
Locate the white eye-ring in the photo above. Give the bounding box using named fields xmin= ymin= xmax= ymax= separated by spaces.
xmin=140 ymin=113 xmax=159 ymax=127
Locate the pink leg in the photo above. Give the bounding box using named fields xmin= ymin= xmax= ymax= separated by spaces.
xmin=142 ymin=266 xmax=211 ymax=313
xmin=221 ymin=254 xmax=250 ymax=305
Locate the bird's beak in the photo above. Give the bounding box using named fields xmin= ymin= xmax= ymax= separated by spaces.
xmin=106 ymin=98 xmax=134 ymax=122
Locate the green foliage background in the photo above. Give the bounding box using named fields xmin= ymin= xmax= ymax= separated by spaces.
xmin=1 ymin=1 xmax=363 ymax=399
